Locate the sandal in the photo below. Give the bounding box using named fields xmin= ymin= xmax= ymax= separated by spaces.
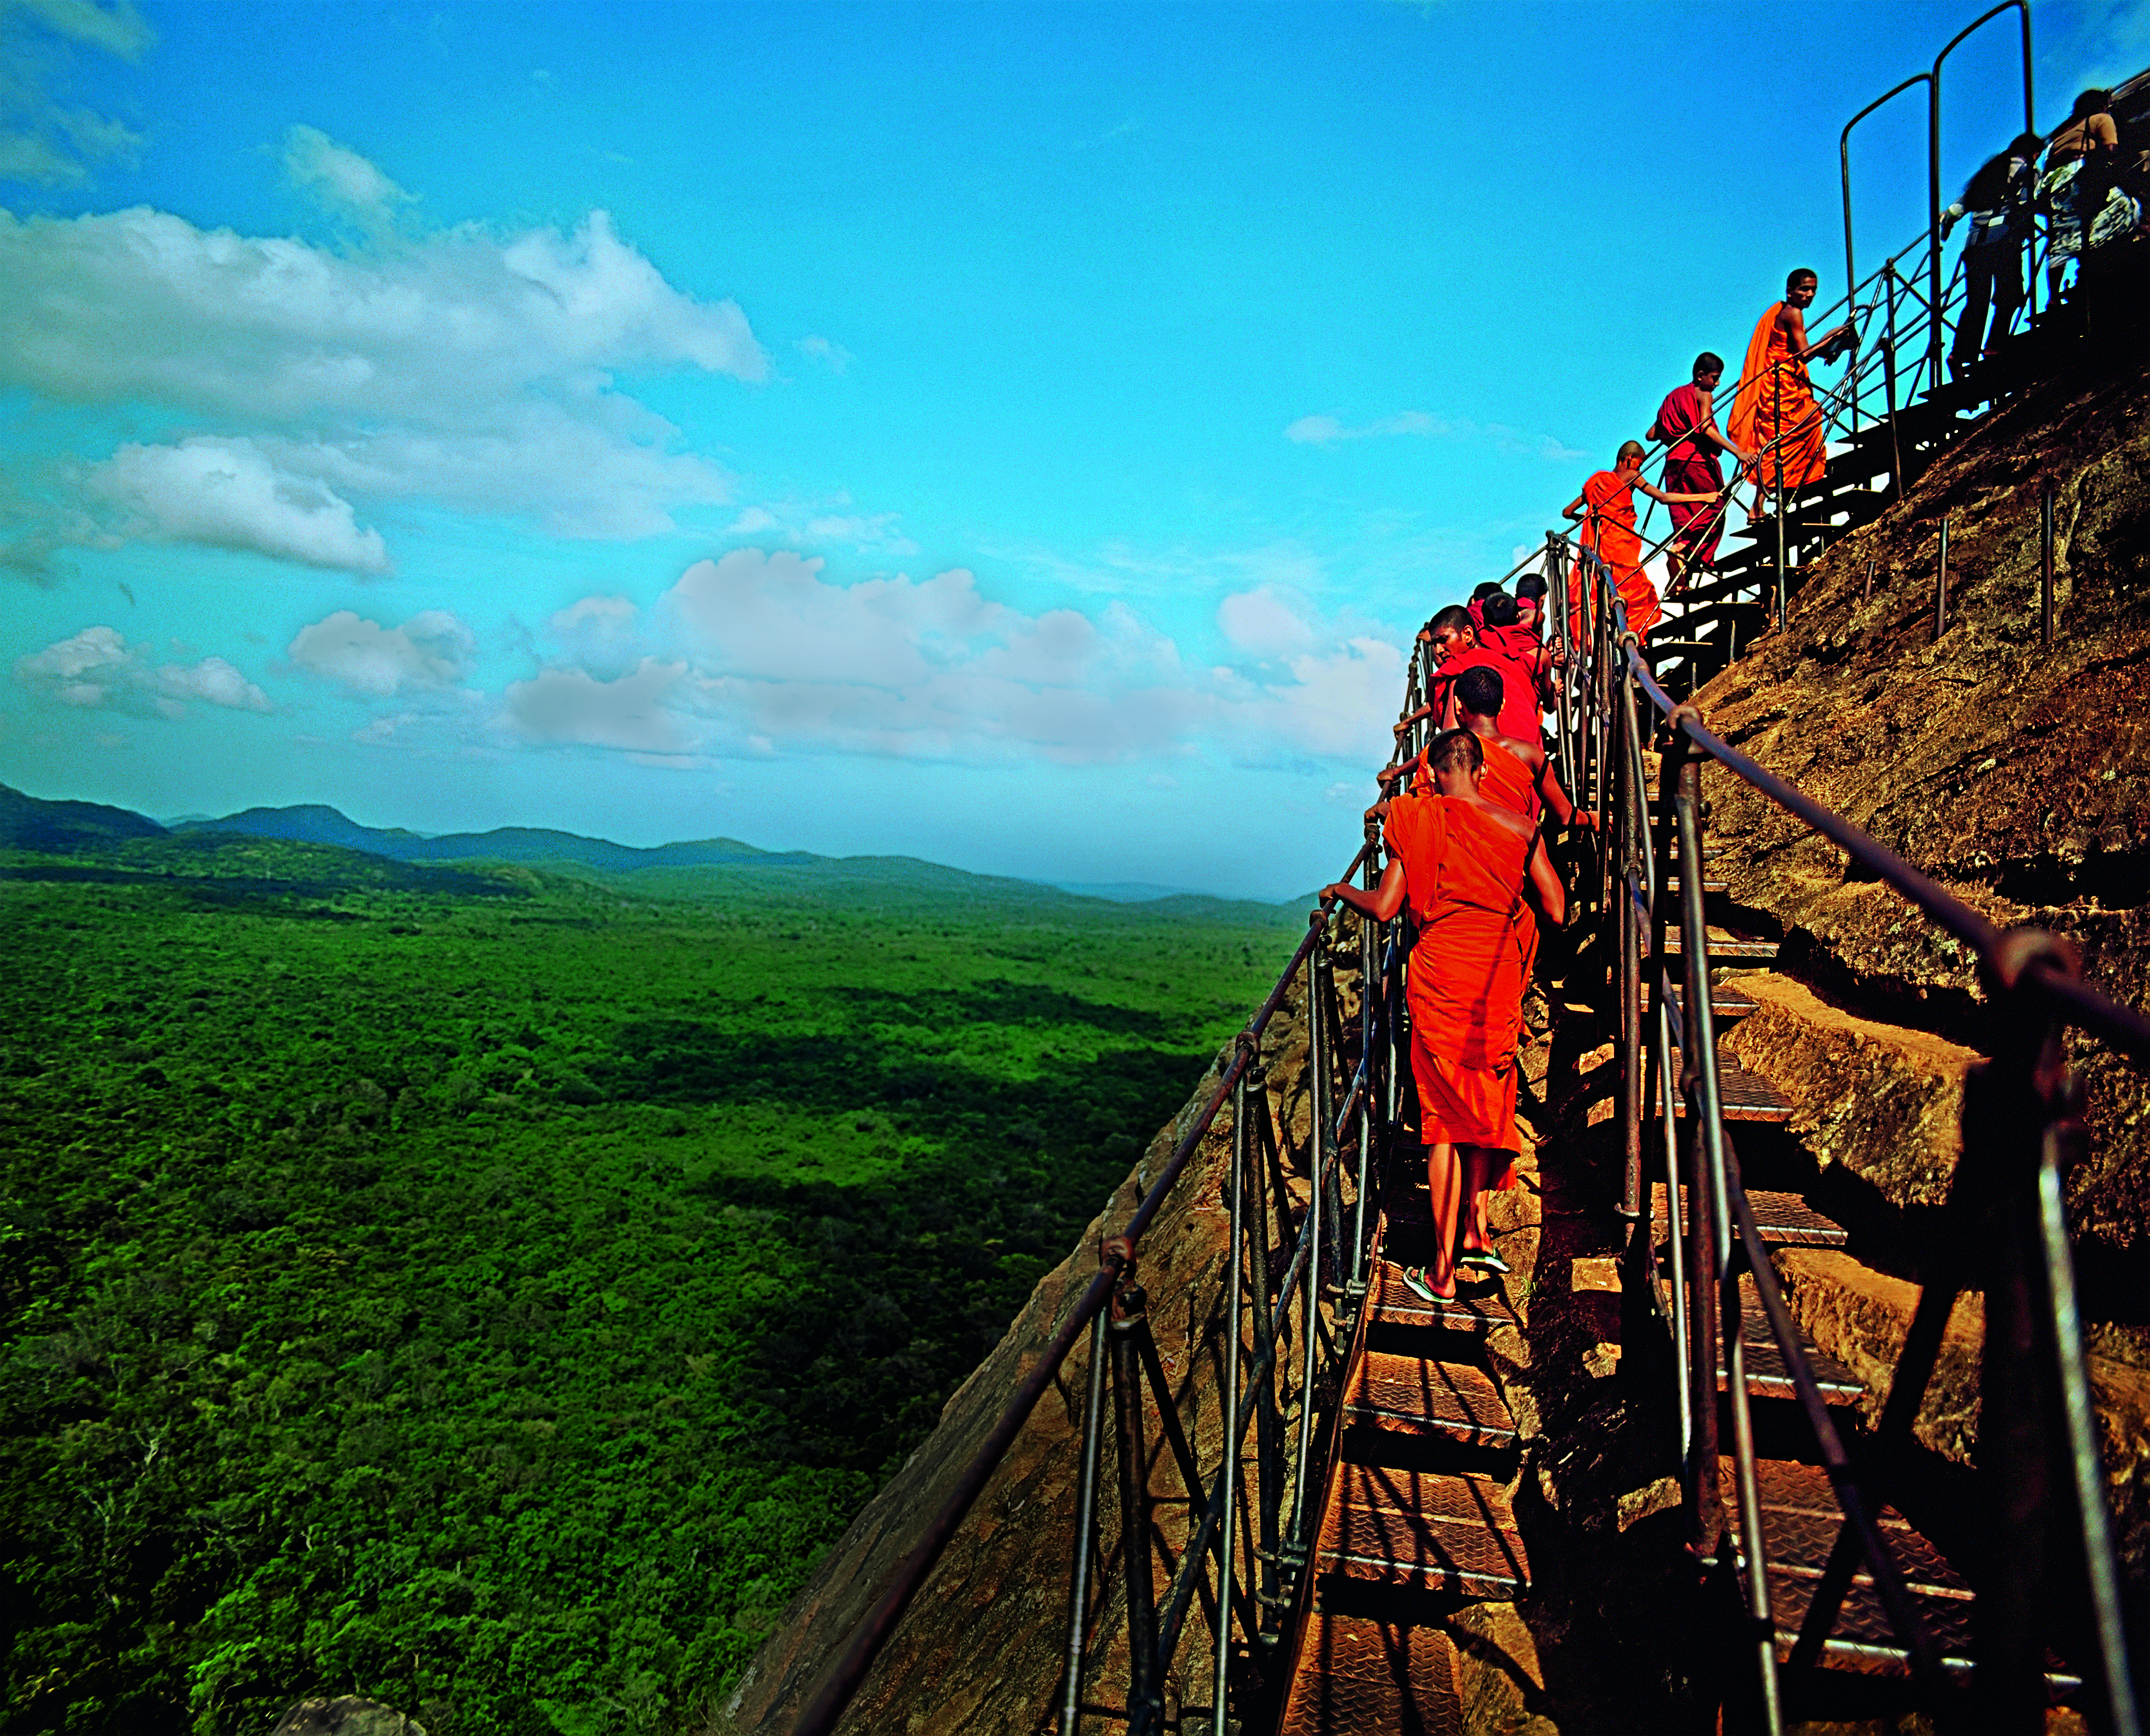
xmin=1458 ymin=1246 xmax=1511 ymax=1276
xmin=1399 ymin=1265 xmax=1455 ymax=1303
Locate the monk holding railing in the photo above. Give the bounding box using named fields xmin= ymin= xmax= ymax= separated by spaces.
xmin=1650 ymin=351 xmax=1753 ymax=593
xmin=1563 ymin=443 xmax=1718 ymax=641
xmin=1322 ymin=729 xmax=1566 ymax=1299
xmin=1726 ymin=269 xmax=1854 ymax=522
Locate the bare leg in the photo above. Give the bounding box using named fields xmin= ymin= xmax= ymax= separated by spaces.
xmin=1457 ymin=1146 xmax=1503 ymax=1260
xmin=1424 ymin=1139 xmax=1461 ymax=1296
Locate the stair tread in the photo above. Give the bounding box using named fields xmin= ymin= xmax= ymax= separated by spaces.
xmin=1716 ymin=1276 xmax=1864 ymax=1404
xmin=1645 ymin=980 xmax=1760 ymax=1022
xmin=1661 ymin=933 xmax=1780 ymax=961
xmin=1666 ymin=1045 xmax=1797 ymax=1123
xmin=1721 ymin=1458 xmax=1972 ymax=1674
xmin=1277 ymin=1610 xmax=1464 ymax=1736
xmin=1651 ymin=1182 xmax=1846 ymax=1247
xmin=1366 ymin=1255 xmax=1517 ymax=1334
xmin=1342 ymin=1350 xmax=1518 ymax=1445
xmin=1316 ymin=1462 xmax=1529 ymax=1596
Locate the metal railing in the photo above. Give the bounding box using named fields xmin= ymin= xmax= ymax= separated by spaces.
xmin=791 ymin=825 xmax=1400 ymax=1736
xmin=1560 ymin=532 xmax=2147 ymax=1735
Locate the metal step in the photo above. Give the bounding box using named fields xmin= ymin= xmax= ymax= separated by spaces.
xmin=1661 ymin=933 xmax=1780 ymax=963
xmin=1666 ymin=1047 xmax=1796 ymax=1123
xmin=1314 ymin=1462 xmax=1529 ymax=1597
xmin=1342 ymin=1350 xmax=1518 ymax=1446
xmin=1367 ymin=1256 xmax=1518 ymax=1335
xmin=1277 ymin=1610 xmax=1464 ymax=1736
xmin=1645 ymin=979 xmax=1760 ymax=1023
xmin=1716 ymin=1276 xmax=1864 ymax=1404
xmin=1662 ymin=874 xmax=1730 ymax=895
xmin=1651 ymin=1182 xmax=1847 ymax=1247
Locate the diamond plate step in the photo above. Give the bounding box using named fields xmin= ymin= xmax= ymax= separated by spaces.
xmin=1651 ymin=1182 xmax=1846 ymax=1247
xmin=1666 ymin=1046 xmax=1796 ymax=1123
xmin=1645 ymin=979 xmax=1760 ymax=1022
xmin=1367 ymin=1257 xmax=1517 ymax=1334
xmin=1277 ymin=1610 xmax=1463 ymax=1736
xmin=1342 ymin=1350 xmax=1518 ymax=1445
xmin=1315 ymin=1462 xmax=1529 ymax=1597
xmin=1661 ymin=933 xmax=1781 ymax=962
xmin=1716 ymin=1276 xmax=1865 ymax=1404
xmin=1664 ymin=875 xmax=1730 ymax=895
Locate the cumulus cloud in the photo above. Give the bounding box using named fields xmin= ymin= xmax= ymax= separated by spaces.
xmin=11 ymin=0 xmax=153 ymax=59
xmin=1217 ymin=586 xmax=1315 ymax=659
xmin=13 ymin=623 xmax=270 ymax=716
xmin=505 ymin=658 xmax=693 ymax=753
xmin=285 ymin=608 xmax=473 ymax=697
xmin=283 ymin=124 xmax=411 ymax=226
xmin=92 ymin=436 xmax=391 ymax=574
xmin=0 ymin=195 xmax=765 ymax=565
xmin=1286 ymin=407 xmax=1583 ymax=462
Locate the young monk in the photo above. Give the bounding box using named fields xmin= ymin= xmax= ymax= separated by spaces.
xmin=1321 ymin=729 xmax=1567 ymax=1298
xmin=1394 ymin=605 xmax=1543 ymax=746
xmin=1563 ymin=442 xmax=1718 ymax=641
xmin=1650 ymin=352 xmax=1753 ymax=593
xmin=1452 ymin=663 xmax=1590 ymax=832
xmin=1725 ymin=270 xmax=1854 ymax=521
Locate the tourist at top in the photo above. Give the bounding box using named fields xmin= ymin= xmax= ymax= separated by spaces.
xmin=2041 ymin=89 xmax=2120 ymax=304
xmin=1940 ymin=132 xmax=2042 ymax=372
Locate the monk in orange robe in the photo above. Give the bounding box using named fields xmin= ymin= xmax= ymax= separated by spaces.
xmin=1563 ymin=442 xmax=1719 ymax=643
xmin=1725 ymin=269 xmax=1854 ymax=521
xmin=1451 ymin=663 xmax=1590 ymax=833
xmin=1322 ymin=729 xmax=1567 ymax=1297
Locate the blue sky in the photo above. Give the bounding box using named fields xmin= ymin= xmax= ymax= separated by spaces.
xmin=3 ymin=0 xmax=2145 ymax=898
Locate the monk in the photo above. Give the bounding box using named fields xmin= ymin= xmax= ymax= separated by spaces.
xmin=1725 ymin=270 xmax=1854 ymax=521
xmin=1393 ymin=606 xmax=1541 ymax=748
xmin=1563 ymin=442 xmax=1718 ymax=642
xmin=1452 ymin=663 xmax=1589 ymax=833
xmin=1321 ymin=729 xmax=1567 ymax=1297
xmin=1650 ymin=351 xmax=1753 ymax=593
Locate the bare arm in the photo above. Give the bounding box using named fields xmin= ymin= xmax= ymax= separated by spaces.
xmin=1781 ymin=301 xmax=1850 ymax=365
xmin=1526 ymin=836 xmax=1567 ymax=928
xmin=1635 ymin=477 xmax=1722 ymax=507
xmin=1696 ymin=390 xmax=1754 ymax=462
xmin=1561 ymin=491 xmax=1587 ymax=521
xmin=1322 ymin=856 xmax=1405 ymax=923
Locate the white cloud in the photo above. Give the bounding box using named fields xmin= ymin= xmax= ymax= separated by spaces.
xmin=92 ymin=436 xmax=391 ymax=574
xmin=0 ymin=1 xmax=148 ymax=189
xmin=1285 ymin=407 xmax=1583 ymax=463
xmin=285 ymin=608 xmax=472 ymax=697
xmin=717 ymin=498 xmax=916 ymax=556
xmin=283 ymin=124 xmax=411 ymax=226
xmin=796 ymin=335 xmax=854 ymax=374
xmin=10 ymin=0 xmax=153 ymax=59
xmin=0 ymin=199 xmax=764 ymax=561
xmin=1217 ymin=586 xmax=1315 ymax=659
xmin=506 ymin=658 xmax=692 ymax=752
xmin=13 ymin=623 xmax=270 ymax=715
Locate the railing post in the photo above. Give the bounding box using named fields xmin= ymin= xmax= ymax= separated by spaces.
xmin=1670 ymin=731 xmax=1724 ymax=1561
xmin=2041 ymin=479 xmax=2056 ymax=650
xmin=1210 ymin=1037 xmax=1258 ymax=1736
xmin=1617 ymin=655 xmax=1645 ymax=1228
xmin=1774 ymin=364 xmax=1788 ymax=630
xmin=1111 ymin=1269 xmax=1161 ymax=1730
xmin=1348 ymin=817 xmax=1381 ymax=1298
xmin=1058 ymin=1306 xmax=1113 ymax=1736
xmin=1971 ymin=932 xmax=2142 ymax=1736
xmin=1883 ymin=264 xmax=1905 ymax=503
xmin=1282 ymin=916 xmax=1328 ymax=1578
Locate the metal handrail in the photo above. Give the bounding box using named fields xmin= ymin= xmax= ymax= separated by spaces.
xmin=791 ymin=839 xmax=1377 ymax=1736
xmin=1568 ymin=534 xmax=2145 ymax=1735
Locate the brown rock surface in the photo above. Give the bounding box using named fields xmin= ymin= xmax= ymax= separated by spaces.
xmin=1693 ymin=354 xmax=2150 ymax=1253
xmin=1717 ymin=973 xmax=1976 ymax=1207
xmin=267 ymin=1701 xmax=427 ymax=1736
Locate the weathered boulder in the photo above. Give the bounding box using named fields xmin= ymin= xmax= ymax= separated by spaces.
xmin=267 ymin=1699 xmax=427 ymax=1736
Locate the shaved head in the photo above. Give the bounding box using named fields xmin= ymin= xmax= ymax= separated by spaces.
xmin=1617 ymin=439 xmax=1647 ymax=463
xmin=1429 ymin=604 xmax=1475 ymax=639
xmin=1427 ymin=727 xmax=1483 ymax=777
xmin=1455 ymin=663 xmax=1506 ymax=720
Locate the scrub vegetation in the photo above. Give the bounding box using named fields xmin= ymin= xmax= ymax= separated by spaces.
xmin=0 ymin=829 xmax=1300 ymax=1735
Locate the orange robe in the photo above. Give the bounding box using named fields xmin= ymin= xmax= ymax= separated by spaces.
xmin=1384 ymin=794 xmax=1537 ymax=1173
xmin=1725 ymin=303 xmax=1826 ymax=498
xmin=1478 ymin=737 xmax=1541 ymax=826
xmin=1575 ymin=469 xmax=1662 ymax=640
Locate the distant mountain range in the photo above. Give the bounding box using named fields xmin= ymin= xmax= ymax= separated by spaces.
xmin=0 ymin=784 xmax=1286 ymax=915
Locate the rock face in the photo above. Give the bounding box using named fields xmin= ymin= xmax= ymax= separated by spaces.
xmin=267 ymin=1699 xmax=427 ymax=1736
xmin=1695 ymin=350 xmax=2150 ymax=1256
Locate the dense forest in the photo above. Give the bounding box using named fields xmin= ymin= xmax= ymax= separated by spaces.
xmin=0 ymin=825 xmax=1301 ymax=1734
